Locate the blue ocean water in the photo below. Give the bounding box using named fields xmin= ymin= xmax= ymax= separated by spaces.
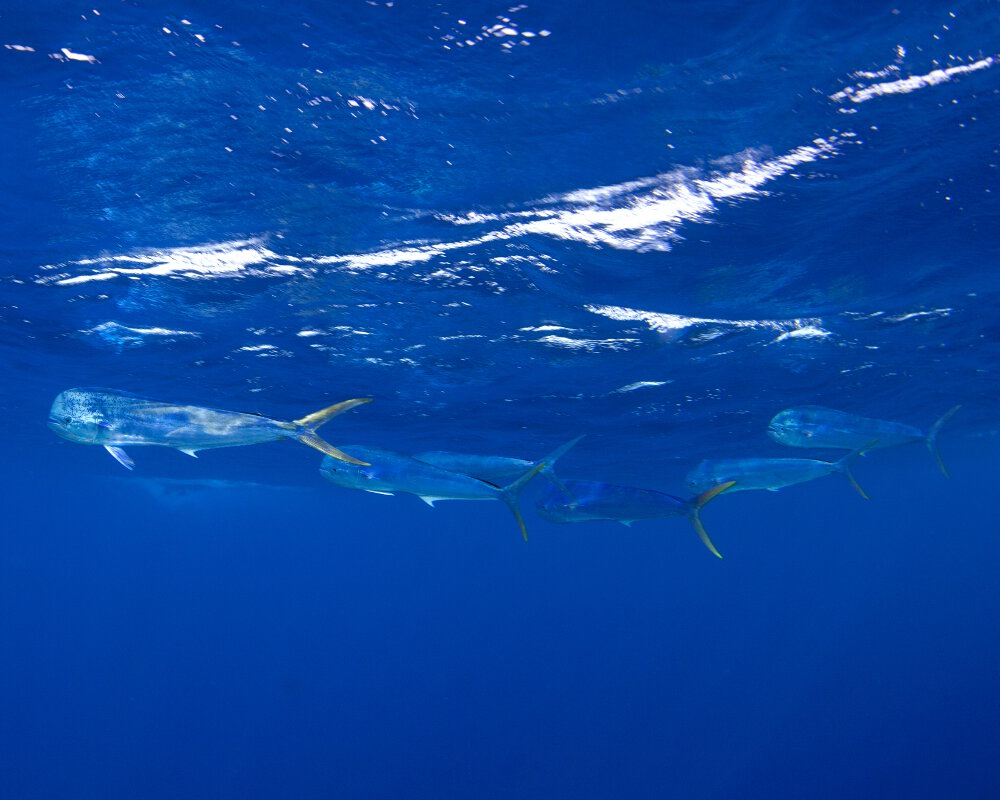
xmin=3 ymin=1 xmax=1000 ymax=797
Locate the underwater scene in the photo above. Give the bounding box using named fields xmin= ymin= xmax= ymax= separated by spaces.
xmin=3 ymin=1 xmax=1000 ymax=797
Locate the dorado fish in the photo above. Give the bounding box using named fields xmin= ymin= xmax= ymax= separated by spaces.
xmin=536 ymin=479 xmax=735 ymax=559
xmin=686 ymin=450 xmax=869 ymax=499
xmin=412 ymin=435 xmax=583 ymax=493
xmin=767 ymin=405 xmax=960 ymax=476
xmin=319 ymin=438 xmax=580 ymax=541
xmin=48 ymin=388 xmax=372 ymax=469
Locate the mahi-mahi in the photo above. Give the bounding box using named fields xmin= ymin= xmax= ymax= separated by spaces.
xmin=48 ymin=387 xmax=372 ymax=469
xmin=536 ymin=478 xmax=735 ymax=558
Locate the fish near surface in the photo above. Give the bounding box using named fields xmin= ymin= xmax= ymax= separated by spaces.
xmin=412 ymin=435 xmax=583 ymax=493
xmin=412 ymin=451 xmax=538 ymax=484
xmin=536 ymin=478 xmax=735 ymax=558
xmin=686 ymin=450 xmax=870 ymax=499
xmin=48 ymin=388 xmax=371 ymax=469
xmin=768 ymin=405 xmax=960 ymax=476
xmin=320 ymin=437 xmax=582 ymax=540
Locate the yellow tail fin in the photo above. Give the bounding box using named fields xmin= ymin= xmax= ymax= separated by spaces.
xmin=501 ymin=460 xmax=547 ymax=541
xmin=297 ymin=432 xmax=370 ymax=466
xmin=689 ymin=481 xmax=735 ymax=559
xmin=291 ymin=397 xmax=372 ymax=465
xmin=295 ymin=397 xmax=372 ymax=429
xmin=927 ymin=405 xmax=960 ymax=478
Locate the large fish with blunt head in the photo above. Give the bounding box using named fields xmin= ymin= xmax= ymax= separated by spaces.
xmin=48 ymin=388 xmax=372 ymax=469
xmin=768 ymin=405 xmax=960 ymax=476
xmin=536 ymin=478 xmax=735 ymax=559
xmin=411 ymin=435 xmax=583 ymax=493
xmin=319 ymin=437 xmax=581 ymax=541
xmin=686 ymin=450 xmax=870 ymax=499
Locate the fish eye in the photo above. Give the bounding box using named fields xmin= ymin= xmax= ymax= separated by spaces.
xmin=64 ymin=417 xmax=71 ymax=424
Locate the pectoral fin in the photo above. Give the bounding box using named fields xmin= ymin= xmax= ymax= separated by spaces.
xmin=179 ymin=448 xmax=199 ymax=458
xmin=365 ymin=489 xmax=394 ymax=496
xmin=104 ymin=446 xmax=135 ymax=471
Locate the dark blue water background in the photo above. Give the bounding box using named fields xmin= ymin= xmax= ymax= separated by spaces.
xmin=2 ymin=1 xmax=999 ymax=797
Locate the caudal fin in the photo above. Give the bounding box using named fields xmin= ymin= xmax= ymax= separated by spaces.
xmin=535 ymin=435 xmax=585 ymax=498
xmin=687 ymin=481 xmax=735 ymax=559
xmin=927 ymin=405 xmax=961 ymax=478
xmin=291 ymin=397 xmax=372 ymax=465
xmin=835 ymin=444 xmax=873 ymax=500
xmin=500 ymin=461 xmax=547 ymax=541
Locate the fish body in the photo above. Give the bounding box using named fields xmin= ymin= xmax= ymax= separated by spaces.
xmin=768 ymin=405 xmax=960 ymax=476
xmin=536 ymin=478 xmax=734 ymax=558
xmin=48 ymin=388 xmax=370 ymax=468
xmin=537 ymin=480 xmax=690 ymax=524
xmin=321 ymin=446 xmax=510 ymax=503
xmin=769 ymin=406 xmax=920 ymax=449
xmin=320 ymin=437 xmax=581 ymax=540
xmin=411 ymin=451 xmax=535 ymax=485
xmin=686 ymin=452 xmax=868 ymax=499
xmin=412 ymin=435 xmax=582 ymax=492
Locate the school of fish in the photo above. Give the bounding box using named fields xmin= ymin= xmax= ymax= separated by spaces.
xmin=47 ymin=388 xmax=960 ymax=558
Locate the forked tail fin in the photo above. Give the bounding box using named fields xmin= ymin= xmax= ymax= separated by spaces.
xmin=687 ymin=481 xmax=735 ymax=559
xmin=834 ymin=444 xmax=874 ymax=500
xmin=927 ymin=405 xmax=961 ymax=478
xmin=290 ymin=397 xmax=372 ymax=465
xmin=534 ymin=435 xmax=585 ymax=498
xmin=500 ymin=461 xmax=547 ymax=541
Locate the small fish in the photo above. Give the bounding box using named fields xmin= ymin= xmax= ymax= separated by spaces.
xmin=768 ymin=405 xmax=960 ymax=476
xmin=412 ymin=435 xmax=583 ymax=493
xmin=319 ymin=438 xmax=580 ymax=541
xmin=686 ymin=450 xmax=869 ymax=499
xmin=48 ymin=388 xmax=371 ymax=469
xmin=536 ymin=479 xmax=735 ymax=559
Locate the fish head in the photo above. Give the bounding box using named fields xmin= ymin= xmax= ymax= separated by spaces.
xmin=319 ymin=453 xmax=377 ymax=488
xmin=534 ymin=490 xmax=562 ymax=516
xmin=535 ymin=480 xmax=589 ymax=521
xmin=48 ymin=389 xmax=110 ymax=444
xmin=684 ymin=460 xmax=716 ymax=492
xmin=767 ymin=409 xmax=807 ymax=445
xmin=534 ymin=493 xmax=570 ymax=523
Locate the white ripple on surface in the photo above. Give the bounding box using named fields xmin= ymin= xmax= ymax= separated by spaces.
xmin=304 ymin=232 xmax=509 ymax=273
xmin=438 ymin=136 xmax=845 ymax=252
xmin=36 ymin=136 xmax=849 ymax=289
xmin=771 ymin=325 xmax=831 ymax=343
xmin=40 ymin=240 xmax=298 ymax=286
xmin=883 ymin=308 xmax=952 ymax=323
xmin=52 ymin=47 xmax=98 ymax=63
xmin=586 ymin=304 xmax=830 ymax=340
xmin=80 ymin=321 xmax=200 ymax=348
xmin=615 ymin=380 xmax=670 ymax=393
xmin=535 ymin=334 xmax=640 ymax=352
xmin=830 ymin=56 xmax=996 ymax=104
